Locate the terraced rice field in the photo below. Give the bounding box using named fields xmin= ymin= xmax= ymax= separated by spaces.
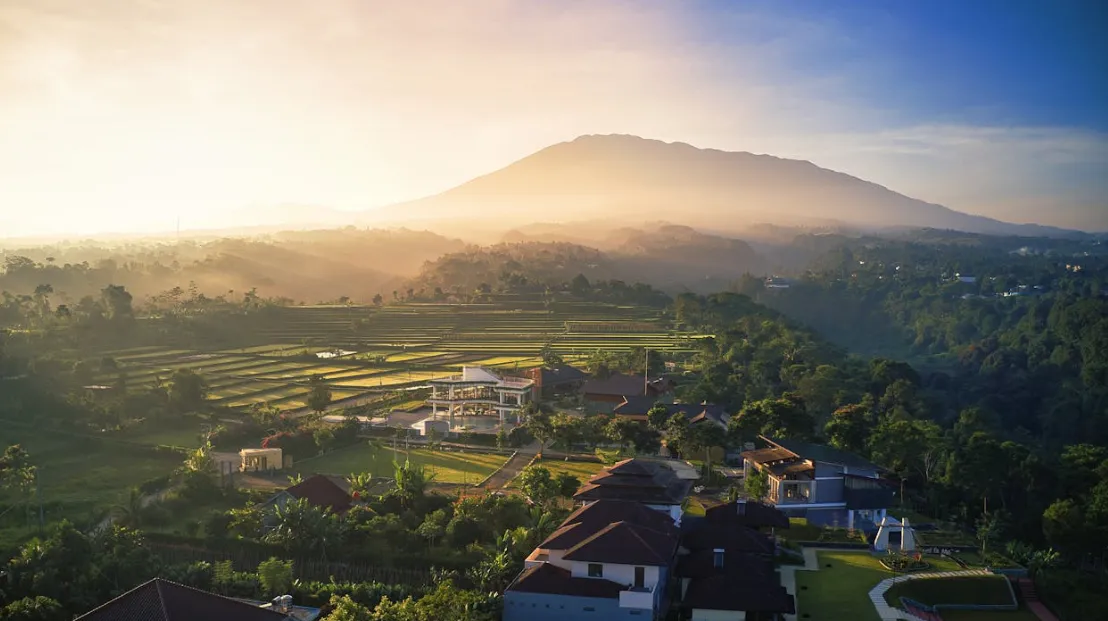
xmin=97 ymin=299 xmax=699 ymax=413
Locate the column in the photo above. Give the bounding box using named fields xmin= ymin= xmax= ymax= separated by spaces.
xmin=848 ymin=509 xmax=855 ymax=531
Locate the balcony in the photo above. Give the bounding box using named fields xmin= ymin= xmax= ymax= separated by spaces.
xmin=619 ymin=585 xmax=655 ymax=610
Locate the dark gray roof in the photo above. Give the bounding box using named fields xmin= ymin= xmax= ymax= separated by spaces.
xmin=765 ymin=437 xmax=884 ymax=471
xmin=583 ymin=372 xmax=651 ymax=397
xmin=536 ymin=365 xmax=588 ymax=386
xmin=77 ymin=579 xmax=288 ymax=621
xmin=613 ymin=398 xmax=729 ymax=426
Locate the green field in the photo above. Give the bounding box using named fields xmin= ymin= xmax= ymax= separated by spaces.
xmin=292 ymin=445 xmax=509 ymax=485
xmin=523 ymin=457 xmax=605 ymax=483
xmin=0 ymin=423 xmax=183 ymax=549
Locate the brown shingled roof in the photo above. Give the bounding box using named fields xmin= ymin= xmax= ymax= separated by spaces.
xmin=76 ymin=579 xmax=288 ymax=621
xmin=683 ymin=574 xmax=795 ymax=614
xmin=539 ymin=500 xmax=677 ymax=551
xmin=508 ymin=563 xmax=625 ymax=599
xmin=562 ymin=520 xmax=677 ymax=566
xmin=703 ymin=500 xmax=790 ymax=529
xmin=285 ymin=475 xmax=352 ymax=513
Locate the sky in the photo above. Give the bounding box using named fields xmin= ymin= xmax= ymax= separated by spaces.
xmin=0 ymin=0 xmax=1105 ymax=237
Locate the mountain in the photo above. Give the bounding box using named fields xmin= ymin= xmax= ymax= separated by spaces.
xmin=375 ymin=134 xmax=1077 ymax=237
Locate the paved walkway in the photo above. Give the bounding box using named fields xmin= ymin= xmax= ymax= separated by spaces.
xmin=868 ymin=569 xmax=991 ymax=621
xmin=1017 ymin=578 xmax=1060 ymax=621
xmin=779 ymin=547 xmax=819 ymax=621
xmin=480 ymin=451 xmax=533 ymax=490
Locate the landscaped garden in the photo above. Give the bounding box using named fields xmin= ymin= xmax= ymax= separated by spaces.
xmin=883 ymin=575 xmax=1014 ymax=607
xmin=794 ymin=550 xmax=970 ymax=621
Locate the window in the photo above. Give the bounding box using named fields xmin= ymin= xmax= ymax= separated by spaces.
xmin=634 ymin=566 xmax=645 ymax=588
xmin=587 ymin=563 xmax=603 ymax=577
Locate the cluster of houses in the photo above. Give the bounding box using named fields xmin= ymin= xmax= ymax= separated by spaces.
xmin=503 ymin=458 xmax=796 ymax=621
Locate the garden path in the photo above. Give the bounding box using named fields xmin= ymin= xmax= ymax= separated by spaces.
xmin=779 ymin=547 xmax=819 ymax=621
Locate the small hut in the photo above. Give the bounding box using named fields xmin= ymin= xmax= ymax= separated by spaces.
xmin=239 ymin=448 xmax=283 ymax=472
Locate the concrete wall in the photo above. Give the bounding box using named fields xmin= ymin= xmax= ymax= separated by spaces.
xmin=503 ymin=592 xmax=653 ymax=621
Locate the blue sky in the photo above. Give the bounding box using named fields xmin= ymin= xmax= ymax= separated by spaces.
xmin=746 ymin=0 xmax=1108 ymax=130
xmin=0 ymin=0 xmax=1105 ymax=235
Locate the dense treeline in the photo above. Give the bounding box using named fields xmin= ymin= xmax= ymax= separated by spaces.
xmin=0 ymin=228 xmax=465 ymax=305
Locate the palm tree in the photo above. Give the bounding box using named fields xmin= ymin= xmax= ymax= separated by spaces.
xmin=346 ymin=472 xmax=373 ymax=502
xmin=265 ymin=497 xmax=337 ymax=559
xmin=391 ymin=459 xmax=433 ymax=509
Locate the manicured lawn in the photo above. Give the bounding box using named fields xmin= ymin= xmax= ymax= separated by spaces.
xmin=292 ymin=445 xmax=509 ymax=485
xmin=795 ymin=551 xmax=969 ymax=621
xmin=884 ymin=575 xmax=1014 ymax=607
xmin=795 ymin=551 xmax=888 ymax=621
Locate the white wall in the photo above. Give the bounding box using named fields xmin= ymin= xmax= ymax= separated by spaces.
xmin=569 ymin=561 xmax=660 ymax=589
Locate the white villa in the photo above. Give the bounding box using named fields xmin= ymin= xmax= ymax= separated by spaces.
xmin=428 ymin=366 xmax=534 ymax=425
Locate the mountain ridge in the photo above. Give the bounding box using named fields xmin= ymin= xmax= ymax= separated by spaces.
xmin=375 ymin=134 xmax=1081 ymax=238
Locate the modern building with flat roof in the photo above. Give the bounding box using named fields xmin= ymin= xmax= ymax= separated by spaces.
xmin=428 ymin=366 xmax=534 ymax=425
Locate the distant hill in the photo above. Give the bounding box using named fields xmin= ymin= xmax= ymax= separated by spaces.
xmin=410 ymin=225 xmax=765 ymax=295
xmin=378 ymin=134 xmax=1077 ymax=237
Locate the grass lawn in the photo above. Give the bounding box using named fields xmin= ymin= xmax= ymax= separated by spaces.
xmin=795 ymin=551 xmax=888 ymax=621
xmin=505 ymin=457 xmax=604 ymax=488
xmin=795 ymin=551 xmax=970 ymax=621
xmin=884 ymin=575 xmax=1014 ymax=607
xmin=293 ymin=445 xmax=509 ymax=485
xmin=114 ymin=418 xmax=208 ymax=448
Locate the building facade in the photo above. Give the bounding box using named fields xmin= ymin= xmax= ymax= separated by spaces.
xmin=427 ymin=366 xmax=534 ymax=424
xmin=741 ymin=436 xmax=893 ymax=528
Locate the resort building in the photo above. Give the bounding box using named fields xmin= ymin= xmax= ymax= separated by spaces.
xmin=612 ymin=397 xmax=730 ymax=429
xmin=741 ymin=436 xmax=894 ymax=529
xmin=506 ymin=500 xmax=680 ymax=621
xmin=581 ymin=372 xmax=674 ymax=413
xmin=573 ymin=458 xmax=695 ymax=524
xmin=427 ymin=366 xmax=534 ymax=424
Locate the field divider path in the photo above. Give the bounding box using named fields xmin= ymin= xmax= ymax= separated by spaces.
xmin=478 ymin=451 xmax=532 ymax=490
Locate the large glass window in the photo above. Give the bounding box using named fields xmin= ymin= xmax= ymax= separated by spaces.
xmin=587 ymin=563 xmax=603 ymax=577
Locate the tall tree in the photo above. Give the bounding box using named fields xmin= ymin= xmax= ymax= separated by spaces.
xmin=308 ymin=375 xmax=333 ymax=415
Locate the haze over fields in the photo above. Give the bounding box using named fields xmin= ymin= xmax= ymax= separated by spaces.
xmin=1 ymin=1 xmax=1106 ymax=238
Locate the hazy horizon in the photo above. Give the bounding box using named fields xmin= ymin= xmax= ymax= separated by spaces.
xmin=2 ymin=0 xmax=1106 ymax=238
